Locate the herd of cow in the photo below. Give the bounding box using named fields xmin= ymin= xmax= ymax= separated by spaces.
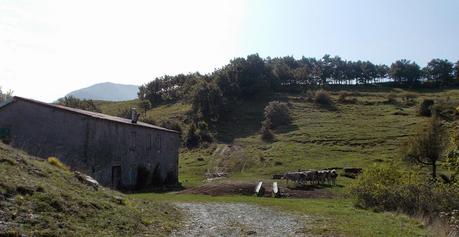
xmin=282 ymin=169 xmax=338 ymax=186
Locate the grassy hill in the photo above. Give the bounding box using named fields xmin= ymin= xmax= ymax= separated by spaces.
xmin=97 ymin=88 xmax=459 ymax=187
xmin=0 ymin=143 xmax=180 ymax=236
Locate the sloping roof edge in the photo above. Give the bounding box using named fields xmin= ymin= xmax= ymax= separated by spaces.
xmin=2 ymin=96 xmax=179 ymax=134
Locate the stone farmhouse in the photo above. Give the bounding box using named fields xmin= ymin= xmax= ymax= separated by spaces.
xmin=0 ymin=96 xmax=180 ymax=190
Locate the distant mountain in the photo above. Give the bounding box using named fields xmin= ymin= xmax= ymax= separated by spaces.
xmin=64 ymin=82 xmax=139 ymax=101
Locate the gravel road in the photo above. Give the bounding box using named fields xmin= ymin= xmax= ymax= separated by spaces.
xmin=170 ymin=202 xmax=311 ymax=237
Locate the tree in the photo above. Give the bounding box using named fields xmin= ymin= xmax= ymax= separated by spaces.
xmin=405 ymin=117 xmax=451 ymax=180
xmin=139 ymin=100 xmax=151 ymax=116
xmin=185 ymin=124 xmax=200 ymax=148
xmin=57 ymin=96 xmax=100 ymax=112
xmin=0 ymin=86 xmax=13 ymax=103
xmin=191 ymin=81 xmax=223 ymax=122
xmin=389 ymin=59 xmax=422 ymax=86
xmin=454 ymin=60 xmax=459 ymax=82
xmin=423 ymin=59 xmax=454 ymax=86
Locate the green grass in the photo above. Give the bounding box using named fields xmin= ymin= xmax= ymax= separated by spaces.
xmin=0 ymin=143 xmax=180 ymax=236
xmin=176 ymin=89 xmax=459 ymax=187
xmin=133 ymin=193 xmax=431 ymax=237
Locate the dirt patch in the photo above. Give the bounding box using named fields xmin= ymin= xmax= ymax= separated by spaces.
xmin=180 ymin=182 xmax=335 ymax=199
xmin=171 ymin=202 xmax=311 ymax=237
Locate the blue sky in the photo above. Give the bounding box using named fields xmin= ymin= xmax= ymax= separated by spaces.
xmin=240 ymin=0 xmax=459 ymax=65
xmin=1 ymin=0 xmax=458 ymax=101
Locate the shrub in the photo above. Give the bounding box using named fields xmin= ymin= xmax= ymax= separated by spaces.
xmin=47 ymin=157 xmax=69 ymax=171
xmin=197 ymin=121 xmax=214 ymax=143
xmin=260 ymin=121 xmax=274 ymax=141
xmin=419 ymin=99 xmax=434 ymax=116
xmin=263 ymin=101 xmax=291 ymax=129
xmin=314 ymin=90 xmax=334 ymax=107
xmin=350 ymin=164 xmax=459 ymax=215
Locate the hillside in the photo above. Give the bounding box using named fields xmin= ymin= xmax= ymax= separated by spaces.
xmin=98 ymin=88 xmax=459 ymax=187
xmin=0 ymin=143 xmax=180 ymax=236
xmin=64 ymin=82 xmax=139 ymax=101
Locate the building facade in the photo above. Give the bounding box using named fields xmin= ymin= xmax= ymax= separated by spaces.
xmin=0 ymin=96 xmax=180 ymax=190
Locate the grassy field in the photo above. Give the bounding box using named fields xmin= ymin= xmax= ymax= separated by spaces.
xmin=133 ymin=193 xmax=431 ymax=237
xmin=177 ymin=89 xmax=459 ymax=187
xmin=0 ymin=143 xmax=180 ymax=236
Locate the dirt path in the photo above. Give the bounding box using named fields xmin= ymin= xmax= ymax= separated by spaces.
xmin=170 ymin=202 xmax=311 ymax=237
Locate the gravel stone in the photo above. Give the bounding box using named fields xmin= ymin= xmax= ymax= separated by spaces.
xmin=171 ymin=202 xmax=311 ymax=237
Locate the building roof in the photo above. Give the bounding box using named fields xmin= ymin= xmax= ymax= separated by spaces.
xmin=0 ymin=96 xmax=179 ymax=134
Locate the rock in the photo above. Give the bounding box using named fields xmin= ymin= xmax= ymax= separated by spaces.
xmin=74 ymin=171 xmax=99 ymax=190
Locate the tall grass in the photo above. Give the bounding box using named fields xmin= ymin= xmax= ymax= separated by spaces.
xmin=47 ymin=157 xmax=69 ymax=171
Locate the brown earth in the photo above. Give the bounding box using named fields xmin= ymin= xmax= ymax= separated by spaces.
xmin=180 ymin=182 xmax=335 ymax=199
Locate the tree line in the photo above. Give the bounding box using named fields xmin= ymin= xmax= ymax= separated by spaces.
xmin=138 ymin=54 xmax=459 ymax=122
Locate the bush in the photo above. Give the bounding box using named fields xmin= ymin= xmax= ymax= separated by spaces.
xmin=260 ymin=120 xmax=274 ymax=141
xmin=350 ymin=164 xmax=459 ymax=231
xmin=419 ymin=99 xmax=434 ymax=116
xmin=47 ymin=157 xmax=69 ymax=171
xmin=314 ymin=90 xmax=334 ymax=107
xmin=263 ymin=101 xmax=291 ymax=129
xmin=197 ymin=121 xmax=213 ymax=143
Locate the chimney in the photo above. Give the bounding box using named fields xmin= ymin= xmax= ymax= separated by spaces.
xmin=131 ymin=108 xmax=139 ymax=124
